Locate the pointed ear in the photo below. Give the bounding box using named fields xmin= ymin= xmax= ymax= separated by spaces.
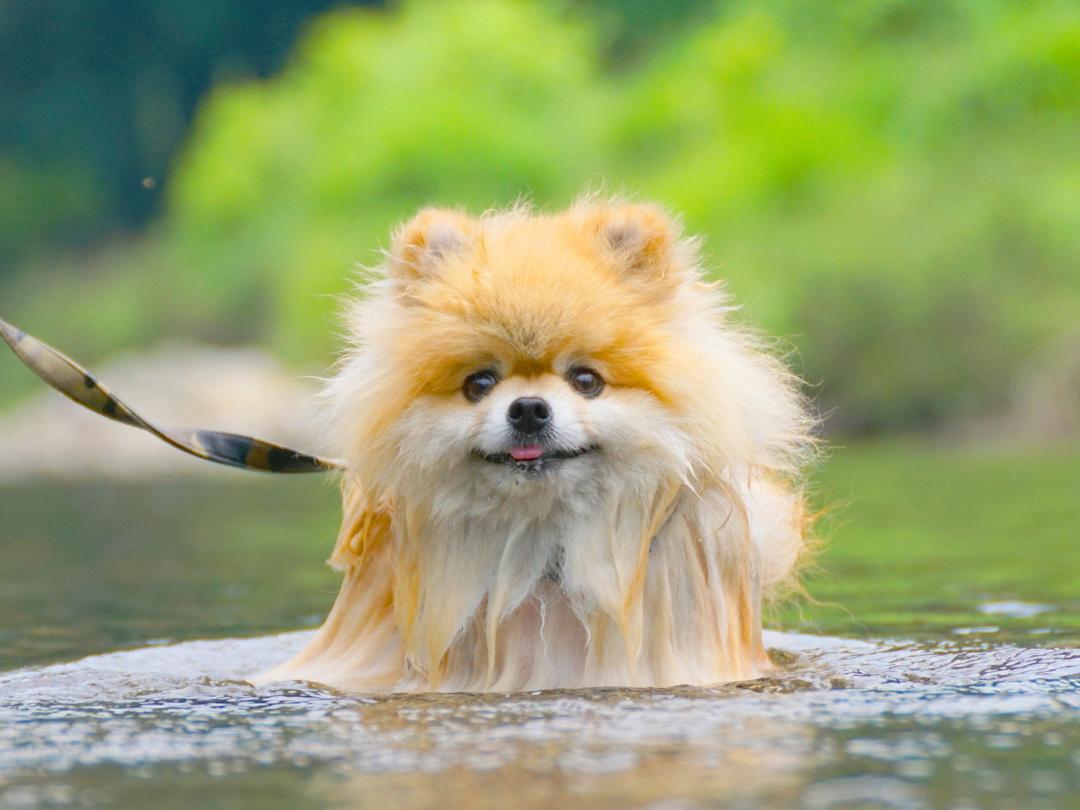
xmin=579 ymin=202 xmax=683 ymax=285
xmin=389 ymin=208 xmax=476 ymax=281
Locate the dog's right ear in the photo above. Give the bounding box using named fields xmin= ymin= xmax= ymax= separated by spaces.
xmin=388 ymin=208 xmax=476 ymax=281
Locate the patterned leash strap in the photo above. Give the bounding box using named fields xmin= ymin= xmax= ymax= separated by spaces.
xmin=0 ymin=316 xmax=342 ymax=474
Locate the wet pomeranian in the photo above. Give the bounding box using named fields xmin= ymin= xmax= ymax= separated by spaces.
xmin=260 ymin=199 xmax=815 ymax=692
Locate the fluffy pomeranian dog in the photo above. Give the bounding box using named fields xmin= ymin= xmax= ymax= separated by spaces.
xmin=261 ymin=199 xmax=814 ymax=692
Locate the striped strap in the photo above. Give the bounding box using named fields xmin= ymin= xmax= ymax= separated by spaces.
xmin=0 ymin=317 xmax=342 ymax=474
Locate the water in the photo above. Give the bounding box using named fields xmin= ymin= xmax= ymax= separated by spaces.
xmin=0 ymin=475 xmax=1077 ymax=808
xmin=1 ymin=632 xmax=1077 ymax=808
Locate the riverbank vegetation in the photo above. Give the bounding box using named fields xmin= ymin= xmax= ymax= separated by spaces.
xmin=2 ymin=0 xmax=1078 ymax=438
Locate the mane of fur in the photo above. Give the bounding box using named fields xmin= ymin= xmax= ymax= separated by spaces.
xmin=260 ymin=199 xmax=815 ymax=692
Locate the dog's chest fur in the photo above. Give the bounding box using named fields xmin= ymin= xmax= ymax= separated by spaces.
xmin=260 ymin=474 xmax=776 ymax=692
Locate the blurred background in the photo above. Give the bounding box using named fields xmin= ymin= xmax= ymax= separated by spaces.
xmin=1 ymin=0 xmax=1078 ymax=663
xmin=4 ymin=0 xmax=1079 ymax=436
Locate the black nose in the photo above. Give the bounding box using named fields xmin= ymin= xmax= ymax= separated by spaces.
xmin=507 ymin=397 xmax=551 ymax=434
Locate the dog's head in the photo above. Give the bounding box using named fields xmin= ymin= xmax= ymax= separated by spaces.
xmin=328 ymin=201 xmax=806 ymax=519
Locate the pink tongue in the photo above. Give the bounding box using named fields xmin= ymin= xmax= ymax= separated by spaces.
xmin=509 ymin=445 xmax=544 ymax=461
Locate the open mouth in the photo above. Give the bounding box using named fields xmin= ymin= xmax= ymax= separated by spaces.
xmin=472 ymin=444 xmax=597 ymax=467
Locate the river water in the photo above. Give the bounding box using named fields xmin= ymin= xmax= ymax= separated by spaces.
xmin=0 ymin=477 xmax=1076 ymax=808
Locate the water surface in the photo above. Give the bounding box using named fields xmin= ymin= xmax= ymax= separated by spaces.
xmin=1 ymin=454 xmax=1077 ymax=808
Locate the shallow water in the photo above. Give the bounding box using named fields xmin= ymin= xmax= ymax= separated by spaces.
xmin=1 ymin=631 xmax=1077 ymax=809
xmin=1 ymin=473 xmax=1077 ymax=808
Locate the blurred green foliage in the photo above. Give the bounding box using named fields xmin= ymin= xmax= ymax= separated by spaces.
xmin=0 ymin=0 xmax=362 ymax=263
xmin=3 ymin=0 xmax=1079 ymax=434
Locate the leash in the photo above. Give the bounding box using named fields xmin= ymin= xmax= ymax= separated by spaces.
xmin=0 ymin=316 xmax=342 ymax=474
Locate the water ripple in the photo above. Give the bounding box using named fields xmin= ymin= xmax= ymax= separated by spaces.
xmin=0 ymin=631 xmax=1076 ymax=808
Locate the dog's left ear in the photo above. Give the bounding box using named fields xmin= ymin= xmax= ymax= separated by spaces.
xmin=389 ymin=208 xmax=476 ymax=282
xmin=578 ymin=202 xmax=684 ymax=289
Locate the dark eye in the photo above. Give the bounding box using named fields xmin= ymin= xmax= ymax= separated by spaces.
xmin=464 ymin=371 xmax=498 ymax=402
xmin=568 ymin=367 xmax=604 ymax=398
